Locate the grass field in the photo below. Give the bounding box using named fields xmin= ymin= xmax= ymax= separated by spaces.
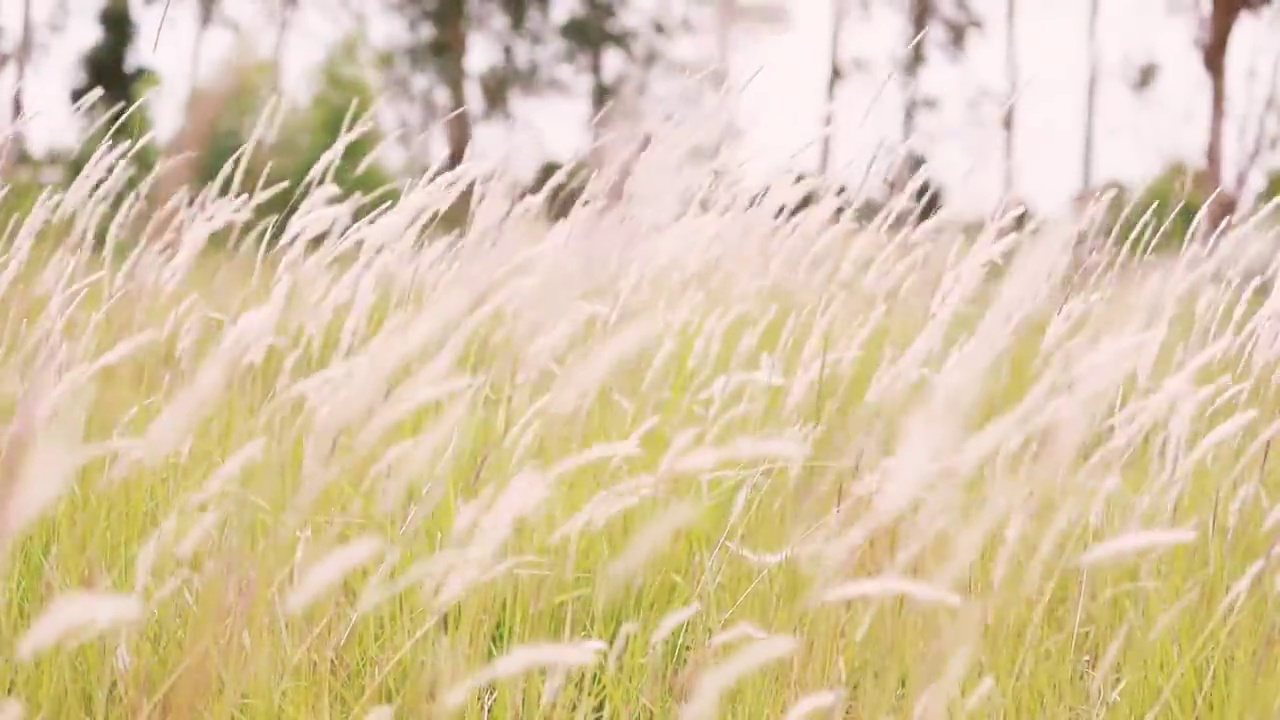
xmin=3 ymin=143 xmax=1280 ymax=719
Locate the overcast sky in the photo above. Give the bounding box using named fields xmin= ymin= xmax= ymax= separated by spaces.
xmin=3 ymin=0 xmax=1279 ymax=215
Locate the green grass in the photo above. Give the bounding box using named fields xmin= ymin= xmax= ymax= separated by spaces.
xmin=2 ymin=143 xmax=1280 ymax=719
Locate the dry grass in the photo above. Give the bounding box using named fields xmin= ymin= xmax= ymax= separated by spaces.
xmin=1 ymin=124 xmax=1280 ymax=718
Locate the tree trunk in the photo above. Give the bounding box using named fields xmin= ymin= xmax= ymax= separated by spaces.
xmin=586 ymin=41 xmax=610 ymax=170
xmin=902 ymin=0 xmax=930 ymax=144
xmin=438 ymin=0 xmax=471 ymax=171
xmin=818 ymin=0 xmax=845 ymax=177
xmin=1081 ymin=0 xmax=1099 ymax=193
xmin=271 ymin=0 xmax=297 ymax=97
xmin=1199 ymin=0 xmax=1244 ymax=231
xmin=6 ymin=0 xmax=34 ymax=173
xmin=1000 ymin=0 xmax=1017 ymax=201
xmin=186 ymin=3 xmax=211 ymax=120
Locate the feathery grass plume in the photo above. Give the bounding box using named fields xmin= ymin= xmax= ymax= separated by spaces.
xmin=16 ymin=591 xmax=143 ymax=661
xmin=962 ymin=676 xmax=997 ymax=714
xmin=602 ymin=500 xmax=702 ymax=594
xmin=815 ymin=574 xmax=964 ymax=608
xmin=173 ymin=508 xmax=224 ymax=560
xmin=782 ymin=689 xmax=845 ymax=720
xmin=606 ymin=621 xmax=640 ymax=670
xmin=440 ymin=640 xmax=607 ymax=711
xmin=1077 ymin=527 xmax=1199 ymax=568
xmin=286 ymin=535 xmax=386 ymax=616
xmin=668 ymin=435 xmax=811 ymax=476
xmin=544 ymin=314 xmax=665 ymax=415
xmin=2 ymin=374 xmax=94 ymax=549
xmin=649 ymin=602 xmax=702 ymax=652
xmin=431 ymin=472 xmax=554 ymax=609
xmin=679 ymin=635 xmax=799 ymax=720
xmin=136 ymin=281 xmax=290 ymax=466
xmin=708 ymin=621 xmax=770 ymax=649
xmin=0 ymin=698 xmax=22 ymax=720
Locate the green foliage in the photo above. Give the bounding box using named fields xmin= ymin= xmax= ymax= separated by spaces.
xmin=1259 ymin=168 xmax=1280 ymax=208
xmin=267 ymin=37 xmax=397 ymax=233
xmin=526 ymin=160 xmax=591 ymax=221
xmin=194 ymin=62 xmax=274 ymax=193
xmin=1108 ymin=163 xmax=1206 ymax=255
xmin=190 ymin=36 xmax=397 ymax=246
xmin=68 ymin=0 xmax=159 ymax=186
xmin=71 ymin=0 xmax=148 ymax=123
xmin=0 ymin=171 xmax=51 ymax=231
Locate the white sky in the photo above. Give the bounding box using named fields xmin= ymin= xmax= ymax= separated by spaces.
xmin=3 ymin=0 xmax=1280 ymax=215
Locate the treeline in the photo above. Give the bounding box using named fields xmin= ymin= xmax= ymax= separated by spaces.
xmin=1 ymin=0 xmax=1280 ymax=247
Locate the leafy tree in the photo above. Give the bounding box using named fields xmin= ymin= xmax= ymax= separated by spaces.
xmin=1083 ymin=164 xmax=1208 ymax=257
xmin=276 ymin=36 xmax=395 ymax=201
xmin=204 ymin=35 xmax=397 ymax=245
xmin=69 ymin=0 xmax=159 ymax=182
xmin=190 ymin=56 xmax=276 ymax=191
xmin=818 ymin=0 xmax=848 ymax=176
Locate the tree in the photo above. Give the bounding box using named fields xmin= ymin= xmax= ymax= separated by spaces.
xmin=271 ymin=0 xmax=299 ymax=95
xmin=818 ymin=0 xmax=848 ymax=176
xmin=1196 ymin=0 xmax=1275 ymax=229
xmin=71 ymin=0 xmax=155 ymax=141
xmin=843 ymin=0 xmax=973 ymax=210
xmin=178 ymin=35 xmax=395 ymax=245
xmin=384 ymin=0 xmax=469 ymax=171
xmin=383 ymin=0 xmax=555 ymax=172
xmin=898 ymin=0 xmax=981 ymax=146
xmin=1081 ymin=0 xmax=1100 ymax=193
xmin=559 ymin=0 xmax=632 ymax=129
xmin=0 ymin=0 xmax=68 ymax=172
xmin=1000 ymin=0 xmax=1018 ymax=201
xmin=6 ymin=0 xmax=33 ymax=171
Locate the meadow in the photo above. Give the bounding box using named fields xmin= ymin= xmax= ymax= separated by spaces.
xmin=1 ymin=130 xmax=1280 ymax=719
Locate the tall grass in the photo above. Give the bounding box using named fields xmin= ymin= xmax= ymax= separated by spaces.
xmin=2 ymin=120 xmax=1280 ymax=718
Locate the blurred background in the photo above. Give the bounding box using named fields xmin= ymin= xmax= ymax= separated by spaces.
xmin=1 ymin=0 xmax=1280 ymax=230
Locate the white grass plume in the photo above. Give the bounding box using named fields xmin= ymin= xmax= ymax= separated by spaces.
xmin=649 ymin=602 xmax=702 ymax=652
xmin=669 ymin=435 xmax=811 ymax=475
xmin=16 ymin=591 xmax=143 ymax=661
xmin=441 ymin=640 xmax=607 ymax=711
xmin=679 ymin=635 xmax=799 ymax=720
xmin=602 ymin=500 xmax=701 ymax=593
xmin=3 ymin=379 xmax=94 ymax=544
xmin=708 ymin=621 xmax=770 ymax=648
xmin=783 ymin=689 xmax=845 ymax=720
xmin=286 ymin=535 xmax=386 ymax=615
xmin=1077 ymin=527 xmax=1199 ymax=567
xmin=544 ymin=314 xmax=664 ymax=415
xmin=816 ymin=574 xmax=964 ymax=608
